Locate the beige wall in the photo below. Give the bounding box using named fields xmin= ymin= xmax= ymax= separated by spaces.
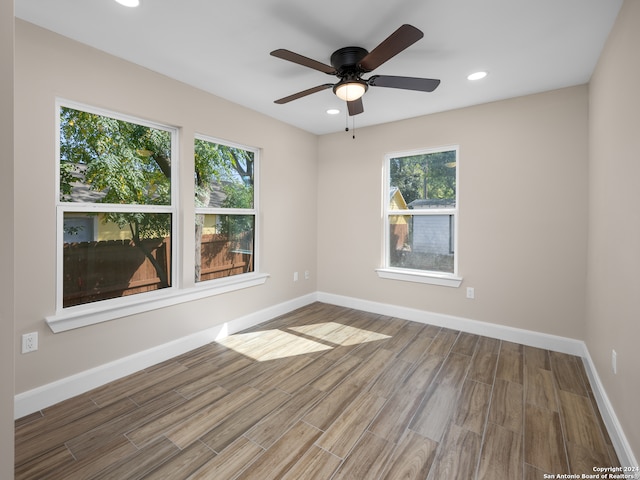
xmin=1 ymin=0 xmax=15 ymax=477
xmin=14 ymin=20 xmax=318 ymax=393
xmin=587 ymin=0 xmax=640 ymax=460
xmin=318 ymin=86 xmax=589 ymax=339
xmin=12 ymin=3 xmax=638 ymax=465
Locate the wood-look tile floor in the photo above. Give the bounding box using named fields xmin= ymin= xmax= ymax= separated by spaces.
xmin=15 ymin=303 xmax=620 ymax=479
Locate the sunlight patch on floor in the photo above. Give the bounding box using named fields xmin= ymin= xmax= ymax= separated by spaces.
xmin=218 ymin=322 xmax=391 ymax=361
xmin=217 ymin=329 xmax=332 ymax=361
xmin=287 ymin=322 xmax=391 ymax=346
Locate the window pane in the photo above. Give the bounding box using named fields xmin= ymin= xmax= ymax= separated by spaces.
xmin=194 ymin=139 xmax=254 ymax=209
xmin=196 ymin=214 xmax=255 ymax=282
xmin=389 ymin=214 xmax=454 ymax=273
xmin=59 ymin=106 xmax=172 ymax=205
xmin=63 ymin=212 xmax=172 ymax=307
xmin=389 ymin=150 xmax=456 ymax=210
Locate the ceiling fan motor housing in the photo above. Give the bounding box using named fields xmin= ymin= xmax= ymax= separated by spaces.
xmin=330 ymin=46 xmax=369 ymax=76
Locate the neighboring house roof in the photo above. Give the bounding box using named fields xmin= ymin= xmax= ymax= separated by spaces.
xmin=64 ymin=164 xmax=107 ymax=203
xmin=408 ymin=198 xmax=456 ymax=209
xmin=206 ymin=181 xmax=228 ymax=208
xmin=390 ymin=187 xmax=454 ymax=209
xmin=64 ymin=163 xmax=177 ymax=205
xmin=66 ymin=163 xmax=231 ymax=208
xmin=196 ymin=180 xmax=230 ymax=208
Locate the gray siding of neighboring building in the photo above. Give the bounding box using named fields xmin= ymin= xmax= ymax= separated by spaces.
xmin=412 ymin=215 xmax=453 ymax=254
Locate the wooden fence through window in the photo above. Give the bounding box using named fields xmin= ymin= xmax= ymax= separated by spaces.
xmin=63 ymin=233 xmax=253 ymax=307
xmin=63 ymin=238 xmax=171 ymax=308
xmin=198 ymin=233 xmax=254 ymax=282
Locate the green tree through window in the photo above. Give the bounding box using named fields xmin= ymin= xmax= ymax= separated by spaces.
xmin=59 ymin=105 xmax=175 ymax=306
xmin=389 ymin=150 xmax=456 ymax=205
xmin=194 ymin=137 xmax=256 ymax=282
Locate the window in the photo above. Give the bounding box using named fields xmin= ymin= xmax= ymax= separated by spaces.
xmin=194 ymin=136 xmax=257 ymax=283
xmin=57 ymin=103 xmax=176 ymax=308
xmin=378 ymin=146 xmax=461 ymax=287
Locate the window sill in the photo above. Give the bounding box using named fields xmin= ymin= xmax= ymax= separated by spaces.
xmin=375 ymin=268 xmax=463 ymax=288
xmin=46 ymin=272 xmax=270 ymax=333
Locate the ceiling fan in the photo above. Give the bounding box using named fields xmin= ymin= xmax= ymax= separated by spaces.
xmin=271 ymin=24 xmax=440 ymax=116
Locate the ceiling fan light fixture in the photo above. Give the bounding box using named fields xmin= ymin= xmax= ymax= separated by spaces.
xmin=334 ymin=81 xmax=367 ymax=102
xmin=115 ymin=0 xmax=140 ymax=7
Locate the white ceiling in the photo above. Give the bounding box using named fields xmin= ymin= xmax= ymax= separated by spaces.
xmin=15 ymin=0 xmax=623 ymax=135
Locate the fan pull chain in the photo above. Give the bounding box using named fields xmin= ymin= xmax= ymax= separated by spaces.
xmin=344 ymin=109 xmax=356 ymax=139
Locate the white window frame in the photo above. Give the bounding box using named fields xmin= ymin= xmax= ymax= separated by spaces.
xmin=46 ymin=103 xmax=269 ymax=333
xmin=376 ymin=145 xmax=463 ymax=288
xmin=53 ymin=100 xmax=179 ymax=315
xmin=193 ymin=134 xmax=260 ymax=285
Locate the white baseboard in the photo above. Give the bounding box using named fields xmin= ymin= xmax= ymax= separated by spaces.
xmin=14 ymin=293 xmax=317 ymax=419
xmin=582 ymin=351 xmax=640 ymax=473
xmin=317 ymin=292 xmax=587 ymax=356
xmin=15 ymin=291 xmax=637 ymax=471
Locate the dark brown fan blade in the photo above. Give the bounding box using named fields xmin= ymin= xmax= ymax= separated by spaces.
xmin=347 ymin=97 xmax=364 ymax=116
xmin=274 ymin=84 xmax=334 ymax=104
xmin=368 ymin=75 xmax=440 ymax=92
xmin=270 ymin=49 xmax=337 ymax=74
xmin=359 ymin=24 xmax=424 ymax=72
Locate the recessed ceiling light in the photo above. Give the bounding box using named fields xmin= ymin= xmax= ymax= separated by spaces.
xmin=115 ymin=0 xmax=140 ymax=7
xmin=467 ymin=71 xmax=488 ymax=81
xmin=327 ymin=109 xmax=340 ymax=115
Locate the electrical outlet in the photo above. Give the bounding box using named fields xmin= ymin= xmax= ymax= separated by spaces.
xmin=466 ymin=287 xmax=475 ymax=299
xmin=304 ymin=270 xmax=310 ymax=280
xmin=612 ymin=349 xmax=617 ymax=375
xmin=22 ymin=332 xmax=38 ymax=354
xmin=293 ymin=271 xmax=299 ymax=282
